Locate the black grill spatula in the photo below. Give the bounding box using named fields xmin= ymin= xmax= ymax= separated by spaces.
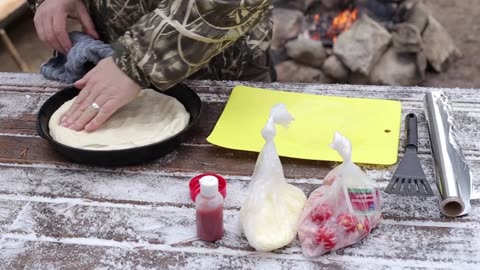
xmin=385 ymin=113 xmax=434 ymax=196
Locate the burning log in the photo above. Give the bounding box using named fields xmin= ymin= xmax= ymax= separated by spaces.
xmin=325 ymin=8 xmax=359 ymax=43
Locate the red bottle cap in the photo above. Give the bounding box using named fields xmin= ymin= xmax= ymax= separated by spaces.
xmin=189 ymin=173 xmax=227 ymax=202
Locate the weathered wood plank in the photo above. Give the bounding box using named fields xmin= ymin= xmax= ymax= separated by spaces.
xmin=1 ymin=73 xmax=479 ymax=104
xmin=3 ymin=238 xmax=456 ymax=270
xmin=1 ymin=113 xmax=479 ymax=158
xmin=0 ymin=91 xmax=50 ymax=137
xmin=0 ymin=166 xmax=267 ymax=210
xmin=0 ymin=91 xmax=228 ymax=146
xmin=0 ymin=200 xmax=479 ymax=266
xmin=0 ymin=200 xmax=26 ymax=233
xmin=2 ymin=77 xmax=480 ymax=109
xmin=0 ymin=131 xmax=479 ymax=180
xmin=0 ymin=135 xmax=333 ymax=178
xmin=1 ymin=72 xmax=479 ymax=269
xmin=0 ymin=72 xmax=66 ymax=91
xmin=0 ymin=164 xmax=478 ymax=222
xmin=0 ymin=92 xmax=45 ymax=120
xmin=1 ymin=90 xmax=479 ymax=156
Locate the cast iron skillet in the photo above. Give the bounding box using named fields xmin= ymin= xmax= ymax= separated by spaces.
xmin=37 ymin=84 xmax=202 ymax=166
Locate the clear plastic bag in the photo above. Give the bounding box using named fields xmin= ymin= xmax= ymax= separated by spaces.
xmin=298 ymin=132 xmax=381 ymax=258
xmin=240 ymin=104 xmax=307 ymax=252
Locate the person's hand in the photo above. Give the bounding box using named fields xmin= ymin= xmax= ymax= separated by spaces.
xmin=34 ymin=0 xmax=99 ymax=53
xmin=60 ymin=57 xmax=142 ymax=132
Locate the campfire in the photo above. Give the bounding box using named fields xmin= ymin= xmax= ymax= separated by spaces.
xmin=310 ymin=8 xmax=360 ymax=44
xmin=272 ymin=0 xmax=461 ymax=86
xmin=326 ymin=8 xmax=359 ymax=43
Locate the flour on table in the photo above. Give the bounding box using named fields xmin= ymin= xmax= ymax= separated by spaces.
xmin=48 ymin=89 xmax=190 ymax=150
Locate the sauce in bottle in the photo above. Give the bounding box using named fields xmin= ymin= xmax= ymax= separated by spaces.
xmin=196 ymin=175 xmax=224 ymax=241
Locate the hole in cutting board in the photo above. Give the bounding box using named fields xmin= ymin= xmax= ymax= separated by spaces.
xmin=384 ymin=129 xmax=391 ymax=133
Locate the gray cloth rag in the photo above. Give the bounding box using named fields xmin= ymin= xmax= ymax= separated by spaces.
xmin=40 ymin=32 xmax=114 ymax=83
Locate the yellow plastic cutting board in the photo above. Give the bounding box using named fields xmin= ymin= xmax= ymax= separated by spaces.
xmin=207 ymin=86 xmax=402 ymax=165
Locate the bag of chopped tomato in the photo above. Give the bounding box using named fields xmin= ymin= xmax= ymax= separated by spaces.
xmin=298 ymin=132 xmax=381 ymax=258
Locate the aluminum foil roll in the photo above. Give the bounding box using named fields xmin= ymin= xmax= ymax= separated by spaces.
xmin=423 ymin=91 xmax=473 ymax=217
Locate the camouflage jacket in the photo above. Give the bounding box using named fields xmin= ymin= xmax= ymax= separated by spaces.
xmin=28 ymin=0 xmax=273 ymax=89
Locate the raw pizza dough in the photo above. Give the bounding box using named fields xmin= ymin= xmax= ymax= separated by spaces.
xmin=49 ymin=89 xmax=190 ymax=150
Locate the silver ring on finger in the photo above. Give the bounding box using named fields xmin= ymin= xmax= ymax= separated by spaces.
xmin=90 ymin=102 xmax=101 ymax=112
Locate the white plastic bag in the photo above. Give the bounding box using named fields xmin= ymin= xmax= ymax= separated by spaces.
xmin=240 ymin=104 xmax=307 ymax=252
xmin=298 ymin=132 xmax=381 ymax=258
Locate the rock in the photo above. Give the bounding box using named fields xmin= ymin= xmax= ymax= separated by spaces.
xmin=334 ymin=15 xmax=392 ymax=76
xmin=393 ymin=1 xmax=429 ymax=33
xmin=285 ymin=39 xmax=327 ymax=68
xmin=391 ymin=23 xmax=427 ymax=80
xmin=394 ymin=1 xmax=418 ymax=21
xmin=466 ymin=34 xmax=479 ymax=43
xmin=272 ymin=8 xmax=305 ymax=50
xmin=271 ymin=48 xmax=289 ymax=65
xmin=405 ymin=2 xmax=430 ymax=33
xmin=369 ymin=48 xmax=425 ymax=86
xmin=392 ymin=23 xmax=423 ymax=53
xmin=322 ymin=55 xmax=349 ymax=81
xmin=275 ymin=60 xmax=333 ymax=83
xmin=422 ymin=15 xmax=462 ymax=72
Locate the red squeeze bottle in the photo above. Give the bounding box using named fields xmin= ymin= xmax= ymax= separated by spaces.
xmin=196 ymin=175 xmax=224 ymax=241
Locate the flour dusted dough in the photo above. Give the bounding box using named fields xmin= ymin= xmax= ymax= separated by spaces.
xmin=49 ymin=89 xmax=190 ymax=150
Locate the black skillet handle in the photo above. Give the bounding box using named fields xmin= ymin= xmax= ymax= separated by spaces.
xmin=405 ymin=113 xmax=418 ymax=149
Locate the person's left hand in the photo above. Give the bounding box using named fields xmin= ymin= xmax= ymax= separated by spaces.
xmin=61 ymin=57 xmax=142 ymax=132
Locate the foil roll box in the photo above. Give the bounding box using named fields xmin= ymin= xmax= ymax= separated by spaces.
xmin=423 ymin=91 xmax=474 ymax=217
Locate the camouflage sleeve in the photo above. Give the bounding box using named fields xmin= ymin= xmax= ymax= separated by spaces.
xmin=112 ymin=0 xmax=272 ymax=90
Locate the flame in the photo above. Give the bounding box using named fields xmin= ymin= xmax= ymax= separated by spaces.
xmin=326 ymin=8 xmax=359 ymax=43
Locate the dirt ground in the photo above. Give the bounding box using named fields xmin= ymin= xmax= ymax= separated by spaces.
xmin=421 ymin=0 xmax=480 ymax=89
xmin=0 ymin=0 xmax=478 ymax=89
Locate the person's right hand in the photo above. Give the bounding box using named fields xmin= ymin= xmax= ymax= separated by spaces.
xmin=34 ymin=0 xmax=99 ymax=54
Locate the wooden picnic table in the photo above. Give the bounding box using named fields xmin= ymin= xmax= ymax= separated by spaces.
xmin=0 ymin=72 xmax=478 ymax=269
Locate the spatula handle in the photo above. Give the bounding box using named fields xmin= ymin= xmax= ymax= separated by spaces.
xmin=406 ymin=113 xmax=418 ymax=149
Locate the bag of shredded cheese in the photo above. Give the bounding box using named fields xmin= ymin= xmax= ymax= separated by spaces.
xmin=239 ymin=104 xmax=307 ymax=252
